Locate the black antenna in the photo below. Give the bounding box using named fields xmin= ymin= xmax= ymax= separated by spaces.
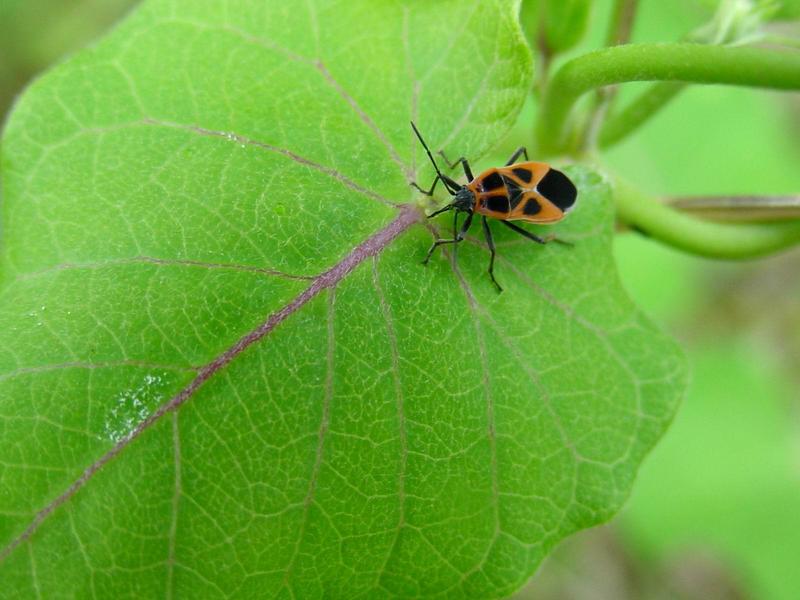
xmin=410 ymin=121 xmax=449 ymax=188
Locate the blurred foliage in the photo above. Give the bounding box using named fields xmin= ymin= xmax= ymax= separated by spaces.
xmin=2 ymin=0 xmax=799 ymax=598
xmin=517 ymin=236 xmax=800 ymax=600
xmin=513 ymin=0 xmax=800 ymax=598
xmin=623 ymin=337 xmax=800 ymax=600
xmin=0 ymin=0 xmax=135 ymax=120
xmin=694 ymin=0 xmax=800 ymax=18
xmin=540 ymin=0 xmax=594 ymax=53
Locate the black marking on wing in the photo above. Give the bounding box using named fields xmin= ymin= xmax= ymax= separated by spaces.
xmin=486 ymin=195 xmax=510 ymax=213
xmin=536 ymin=168 xmax=577 ymax=211
xmin=512 ymin=167 xmax=533 ymax=183
xmin=523 ymin=198 xmax=542 ymax=216
xmin=480 ymin=171 xmax=504 ymax=191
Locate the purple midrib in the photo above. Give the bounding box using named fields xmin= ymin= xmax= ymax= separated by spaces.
xmin=0 ymin=204 xmax=420 ymax=563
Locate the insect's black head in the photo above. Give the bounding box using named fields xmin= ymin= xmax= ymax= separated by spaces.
xmin=425 ymin=186 xmax=474 ymax=219
xmin=452 ymin=186 xmax=475 ymax=212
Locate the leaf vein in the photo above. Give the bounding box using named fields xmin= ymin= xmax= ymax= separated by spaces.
xmin=370 ymin=256 xmax=407 ymax=587
xmin=281 ymin=287 xmax=336 ymax=591
xmin=0 ymin=207 xmax=419 ymax=565
xmin=143 ymin=118 xmax=397 ymax=207
xmin=315 ymin=60 xmax=411 ymax=179
xmin=166 ymin=412 xmax=181 ymax=600
xmin=14 ymin=256 xmax=315 ymax=283
xmin=0 ymin=360 xmax=198 ymax=384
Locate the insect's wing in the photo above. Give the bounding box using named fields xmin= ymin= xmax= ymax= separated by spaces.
xmin=504 ymin=163 xmax=577 ymax=223
xmin=500 ymin=162 xmax=550 ymax=187
xmin=507 ymin=191 xmax=566 ymax=223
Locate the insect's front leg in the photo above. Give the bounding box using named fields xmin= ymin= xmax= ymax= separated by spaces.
xmin=504 ymin=147 xmax=529 ymax=165
xmin=410 ymin=174 xmax=442 ymax=197
xmin=422 ymin=211 xmax=474 ymax=265
xmin=438 ymin=150 xmax=474 ymax=181
xmin=411 ymin=173 xmax=462 ymax=197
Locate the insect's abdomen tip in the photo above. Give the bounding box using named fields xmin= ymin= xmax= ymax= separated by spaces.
xmin=539 ymin=168 xmax=577 ymax=211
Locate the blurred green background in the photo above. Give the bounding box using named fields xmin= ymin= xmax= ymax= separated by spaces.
xmin=520 ymin=2 xmax=800 ymax=599
xmin=1 ymin=1 xmax=798 ymax=598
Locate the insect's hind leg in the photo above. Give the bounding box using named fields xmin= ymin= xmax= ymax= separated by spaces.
xmin=500 ymin=220 xmax=573 ymax=246
xmin=504 ymin=147 xmax=529 ymax=165
xmin=481 ymin=216 xmax=502 ymax=292
xmin=422 ymin=211 xmax=474 ymax=265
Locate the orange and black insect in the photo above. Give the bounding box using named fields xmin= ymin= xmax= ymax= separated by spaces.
xmin=410 ymin=122 xmax=577 ymax=292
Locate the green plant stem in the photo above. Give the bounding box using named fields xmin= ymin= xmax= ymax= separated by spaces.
xmin=598 ymin=82 xmax=684 ymax=148
xmin=615 ymin=181 xmax=800 ymax=259
xmin=577 ymin=0 xmax=639 ymax=152
xmin=670 ymin=195 xmax=800 ymax=221
xmin=762 ymin=34 xmax=800 ymax=49
xmin=607 ymin=0 xmax=639 ymax=46
xmin=537 ymin=43 xmax=800 ymax=155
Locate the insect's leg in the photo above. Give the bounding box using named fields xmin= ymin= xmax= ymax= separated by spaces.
xmin=427 ymin=204 xmax=453 ymax=219
xmin=422 ymin=211 xmax=474 ymax=265
xmin=551 ymin=236 xmax=574 ymax=247
xmin=459 ymin=159 xmax=473 ymax=182
xmin=411 ymin=173 xmax=461 ymax=196
xmin=438 ymin=151 xmax=474 ymax=181
xmin=500 ymin=220 xmax=547 ymax=244
xmin=504 ymin=147 xmax=529 ymax=165
xmin=452 ymin=210 xmax=460 ymax=262
xmin=481 ymin=216 xmax=502 ymax=292
xmin=500 ymin=220 xmax=573 ymax=246
xmin=441 ymin=174 xmax=461 ymax=192
xmin=410 ymin=174 xmax=441 ymax=196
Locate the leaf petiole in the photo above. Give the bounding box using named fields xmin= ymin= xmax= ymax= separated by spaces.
xmin=537 ymin=43 xmax=800 ymax=155
xmin=614 ymin=179 xmax=800 ymax=259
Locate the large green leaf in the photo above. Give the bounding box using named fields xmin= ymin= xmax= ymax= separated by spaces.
xmin=0 ymin=0 xmax=685 ymax=596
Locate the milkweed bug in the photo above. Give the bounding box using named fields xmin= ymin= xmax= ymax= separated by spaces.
xmin=410 ymin=122 xmax=577 ymax=292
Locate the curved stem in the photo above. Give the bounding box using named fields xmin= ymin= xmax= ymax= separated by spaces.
xmin=537 ymin=43 xmax=800 ymax=155
xmin=577 ymin=0 xmax=640 ymax=152
xmin=598 ymin=82 xmax=685 ymax=148
xmin=615 ymin=181 xmax=800 ymax=259
xmin=670 ymin=195 xmax=800 ymax=221
xmin=762 ymin=34 xmax=800 ymax=50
